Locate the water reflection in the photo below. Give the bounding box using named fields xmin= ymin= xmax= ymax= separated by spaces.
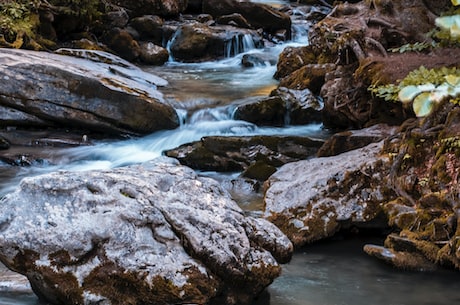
xmin=254 ymin=237 xmax=460 ymax=305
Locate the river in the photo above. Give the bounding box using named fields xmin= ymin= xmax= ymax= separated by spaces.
xmin=1 ymin=0 xmax=460 ymax=304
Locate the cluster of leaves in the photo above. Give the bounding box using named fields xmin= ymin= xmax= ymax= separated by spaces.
xmin=440 ymin=136 xmax=460 ymax=153
xmin=49 ymin=0 xmax=103 ymax=22
xmin=428 ymin=0 xmax=460 ymax=46
xmin=369 ymin=67 xmax=460 ymax=116
xmin=0 ymin=0 xmax=41 ymax=41
xmin=388 ymin=41 xmax=437 ymax=54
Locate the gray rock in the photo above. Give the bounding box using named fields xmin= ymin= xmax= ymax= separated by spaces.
xmin=264 ymin=142 xmax=395 ymax=246
xmin=164 ymin=135 xmax=325 ymax=172
xmin=234 ymin=90 xmax=323 ymax=126
xmin=0 ymin=48 xmax=179 ymax=136
xmin=169 ymin=22 xmax=261 ymax=62
xmin=317 ymin=124 xmax=399 ymax=157
xmin=139 ymin=42 xmax=169 ymax=65
xmin=0 ymin=158 xmax=292 ymax=305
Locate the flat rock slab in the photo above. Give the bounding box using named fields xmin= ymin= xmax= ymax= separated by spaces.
xmin=0 ymin=48 xmax=179 ymax=136
xmin=0 ymin=157 xmax=292 ymax=305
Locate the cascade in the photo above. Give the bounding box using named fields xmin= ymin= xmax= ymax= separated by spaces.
xmin=225 ymin=34 xmax=257 ymax=58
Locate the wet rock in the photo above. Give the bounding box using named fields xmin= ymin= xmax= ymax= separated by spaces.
xmin=202 ymin=0 xmax=291 ymax=39
xmin=363 ymin=244 xmax=437 ymax=271
xmin=217 ymin=13 xmax=252 ymax=29
xmin=0 ymin=48 xmax=179 ymax=136
xmin=235 ymin=90 xmax=323 ymax=126
xmin=0 ymin=158 xmax=292 ymax=305
xmin=264 ymin=142 xmax=395 ymax=247
xmin=317 ymin=124 xmax=399 ymax=157
xmin=274 ymin=45 xmax=317 ymax=80
xmin=164 ymin=135 xmax=324 ymax=172
xmin=234 ymin=96 xmax=287 ymax=126
xmin=241 ymin=161 xmax=277 ymax=182
xmin=139 ymin=42 xmax=169 ymax=65
xmin=279 ymin=63 xmax=336 ymax=94
xmin=103 ymin=28 xmax=141 ymax=61
xmin=241 ymin=53 xmax=277 ymax=67
xmin=129 ymin=15 xmax=164 ymax=45
xmin=271 ymin=87 xmax=323 ymax=124
xmin=105 ymin=8 xmax=130 ymax=28
xmin=169 ymin=22 xmax=262 ymax=62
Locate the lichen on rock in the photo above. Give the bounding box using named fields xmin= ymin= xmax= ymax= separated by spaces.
xmin=0 ymin=157 xmax=292 ymax=304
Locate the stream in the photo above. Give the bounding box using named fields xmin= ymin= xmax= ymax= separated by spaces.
xmin=1 ymin=0 xmax=460 ymax=304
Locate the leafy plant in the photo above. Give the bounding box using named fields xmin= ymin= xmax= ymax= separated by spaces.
xmin=369 ymin=67 xmax=460 ymax=117
xmin=399 ymin=75 xmax=460 ymax=116
xmin=0 ymin=0 xmax=40 ymax=42
xmin=388 ymin=41 xmax=437 ymax=53
xmin=440 ymin=136 xmax=460 ymax=152
xmin=49 ymin=0 xmax=103 ymax=21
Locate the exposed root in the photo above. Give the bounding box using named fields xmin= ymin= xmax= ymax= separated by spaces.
xmin=347 ymin=38 xmax=366 ymax=61
xmin=366 ymin=17 xmax=395 ymax=28
xmin=365 ymin=37 xmax=388 ymax=57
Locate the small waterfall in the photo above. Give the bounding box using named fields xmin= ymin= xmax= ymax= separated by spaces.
xmin=165 ymin=30 xmax=180 ymax=62
xmin=224 ymin=34 xmax=256 ymax=58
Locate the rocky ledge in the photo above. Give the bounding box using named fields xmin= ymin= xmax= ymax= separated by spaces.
xmin=0 ymin=48 xmax=179 ymax=136
xmin=0 ymin=158 xmax=292 ymax=305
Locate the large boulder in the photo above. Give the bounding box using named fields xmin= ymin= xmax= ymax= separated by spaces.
xmin=0 ymin=157 xmax=292 ymax=305
xmin=0 ymin=48 xmax=179 ymax=136
xmin=169 ymin=22 xmax=261 ymax=62
xmin=264 ymin=142 xmax=395 ymax=247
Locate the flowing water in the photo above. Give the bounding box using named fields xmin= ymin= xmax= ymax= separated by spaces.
xmin=1 ymin=0 xmax=460 ymax=304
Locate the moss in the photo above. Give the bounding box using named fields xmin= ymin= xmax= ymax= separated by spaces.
xmin=33 ymin=266 xmax=84 ymax=305
xmin=0 ymin=1 xmax=40 ymax=44
xmin=356 ymin=60 xmax=391 ymax=87
xmin=85 ymin=262 xmax=220 ymax=305
xmin=431 ymin=154 xmax=452 ymax=185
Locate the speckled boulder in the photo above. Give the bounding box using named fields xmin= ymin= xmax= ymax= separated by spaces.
xmin=264 ymin=142 xmax=395 ymax=247
xmin=0 ymin=158 xmax=292 ymax=305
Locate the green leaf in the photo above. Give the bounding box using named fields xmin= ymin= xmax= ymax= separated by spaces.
xmin=413 ymin=92 xmax=435 ymax=117
xmin=445 ymin=74 xmax=460 ymax=86
xmin=398 ymin=84 xmax=435 ymax=103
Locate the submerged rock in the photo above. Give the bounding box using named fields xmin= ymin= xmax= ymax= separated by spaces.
xmin=264 ymin=142 xmax=395 ymax=247
xmin=0 ymin=48 xmax=179 ymax=136
xmin=0 ymin=158 xmax=292 ymax=305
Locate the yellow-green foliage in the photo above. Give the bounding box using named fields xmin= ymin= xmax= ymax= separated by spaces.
xmin=0 ymin=0 xmax=40 ymax=41
xmin=388 ymin=41 xmax=437 ymax=54
xmin=49 ymin=0 xmax=103 ymax=22
xmin=369 ymin=67 xmax=460 ymax=116
xmin=440 ymin=136 xmax=460 ymax=152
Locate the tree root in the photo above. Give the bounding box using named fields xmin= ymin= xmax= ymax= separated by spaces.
xmin=365 ymin=37 xmax=388 ymax=57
